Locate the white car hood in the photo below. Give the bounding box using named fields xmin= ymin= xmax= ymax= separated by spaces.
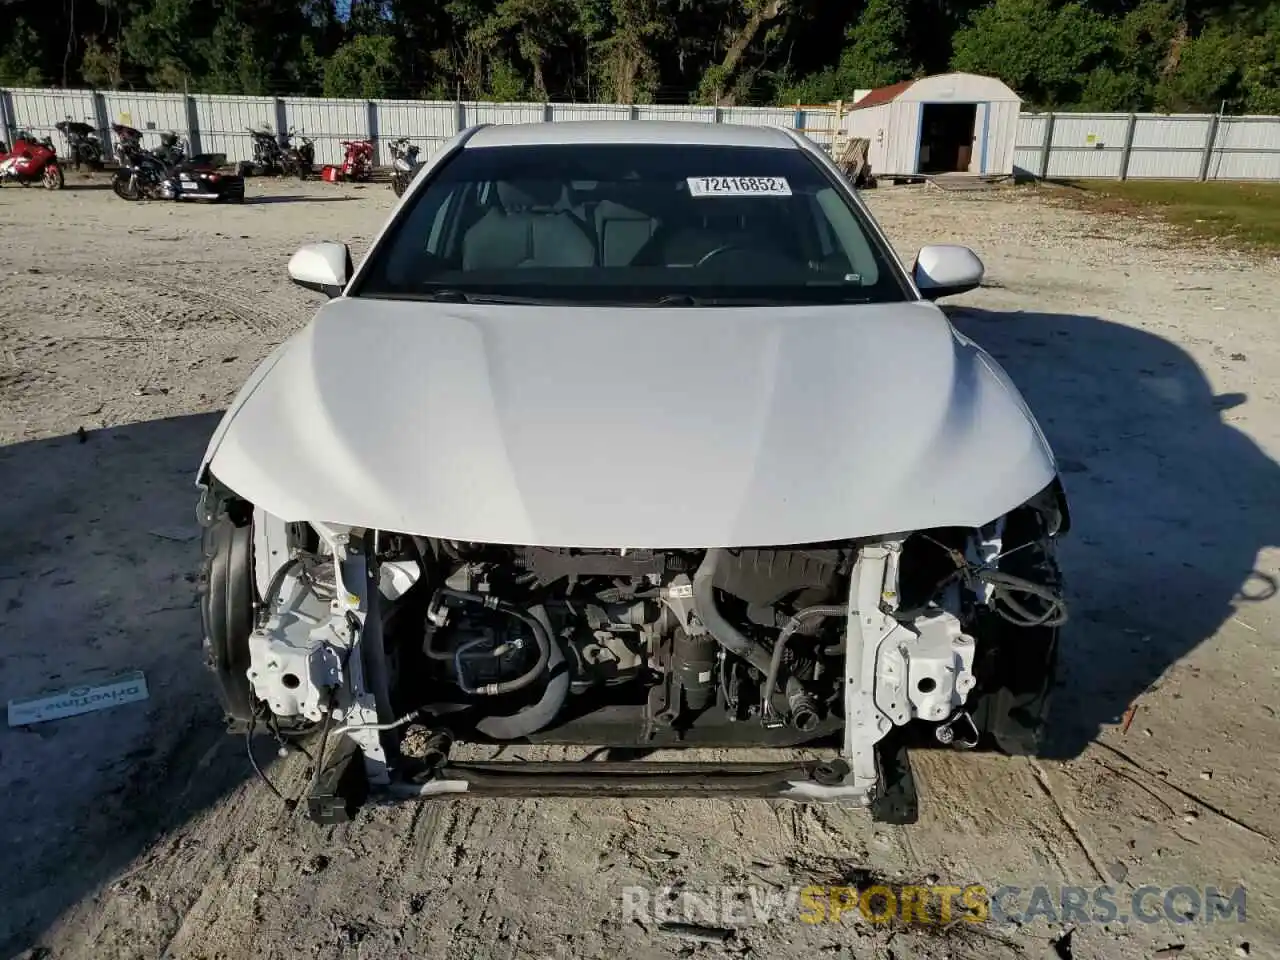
xmin=201 ymin=298 xmax=1056 ymax=548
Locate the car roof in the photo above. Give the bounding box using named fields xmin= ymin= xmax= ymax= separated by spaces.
xmin=464 ymin=120 xmax=800 ymax=150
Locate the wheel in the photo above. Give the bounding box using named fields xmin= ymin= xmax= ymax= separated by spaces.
xmin=392 ymin=173 xmax=407 ymax=198
xmin=111 ymin=171 xmax=141 ymax=200
xmin=198 ymin=492 xmax=257 ymax=725
xmin=42 ymin=165 xmax=64 ymax=190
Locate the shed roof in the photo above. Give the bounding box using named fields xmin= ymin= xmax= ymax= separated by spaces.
xmin=848 ymin=79 xmax=915 ymax=111
xmin=848 ymin=72 xmax=1021 ymax=110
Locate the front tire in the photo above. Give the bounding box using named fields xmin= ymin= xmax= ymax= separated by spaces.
xmin=111 ymin=170 xmax=141 ymax=200
xmin=198 ymin=492 xmax=257 ymax=725
xmin=42 ymin=164 xmax=64 ymax=190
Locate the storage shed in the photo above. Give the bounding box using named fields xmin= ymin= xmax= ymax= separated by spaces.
xmin=844 ymin=73 xmax=1022 ymax=178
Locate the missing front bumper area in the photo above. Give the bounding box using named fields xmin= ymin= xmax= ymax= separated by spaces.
xmin=304 ymin=740 xmax=919 ymax=825
xmin=204 ymin=495 xmax=1063 ymax=827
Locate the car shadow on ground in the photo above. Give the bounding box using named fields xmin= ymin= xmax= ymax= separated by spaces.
xmin=243 ymin=194 xmax=355 ymax=204
xmin=947 ymin=306 xmax=1280 ymax=759
xmin=0 ymin=413 xmax=251 ymax=956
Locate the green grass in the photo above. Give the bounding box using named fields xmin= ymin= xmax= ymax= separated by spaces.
xmin=1055 ymin=179 xmax=1280 ymax=252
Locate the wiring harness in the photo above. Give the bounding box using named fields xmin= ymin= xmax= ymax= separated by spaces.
xmin=894 ymin=536 xmax=1069 ymax=628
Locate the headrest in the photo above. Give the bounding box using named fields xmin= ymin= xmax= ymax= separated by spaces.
xmin=496 ymin=179 xmax=563 ymax=211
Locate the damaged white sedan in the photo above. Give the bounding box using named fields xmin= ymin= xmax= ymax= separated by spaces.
xmin=197 ymin=120 xmax=1069 ymax=823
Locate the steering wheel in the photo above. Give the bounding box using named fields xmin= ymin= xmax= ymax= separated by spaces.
xmin=695 ymin=243 xmax=743 ymax=267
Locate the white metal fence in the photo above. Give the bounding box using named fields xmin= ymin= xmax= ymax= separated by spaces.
xmin=0 ymin=87 xmax=838 ymax=167
xmin=2 ymin=86 xmax=1278 ymax=180
xmin=1015 ymin=111 xmax=1280 ymax=181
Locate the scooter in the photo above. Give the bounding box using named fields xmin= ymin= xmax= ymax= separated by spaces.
xmin=0 ymin=132 xmax=64 ymax=189
xmin=388 ymin=136 xmax=421 ymax=197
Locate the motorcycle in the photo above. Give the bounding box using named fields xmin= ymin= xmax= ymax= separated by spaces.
xmin=112 ymin=122 xmax=143 ymax=165
xmin=288 ymin=131 xmax=316 ymax=178
xmin=55 ymin=118 xmax=103 ymax=171
xmin=238 ymin=126 xmax=313 ymax=178
xmin=156 ymin=131 xmax=188 ymax=168
xmin=388 ymin=136 xmax=421 ymax=197
xmin=342 ymin=138 xmax=373 ymax=181
xmin=0 ymin=131 xmax=64 ymax=189
xmin=112 ymin=137 xmax=244 ymax=203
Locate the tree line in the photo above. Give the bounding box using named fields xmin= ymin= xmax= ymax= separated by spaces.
xmin=1 ymin=0 xmax=1277 ymax=113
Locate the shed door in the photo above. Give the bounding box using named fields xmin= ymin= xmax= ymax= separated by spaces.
xmin=971 ymin=103 xmax=988 ymax=174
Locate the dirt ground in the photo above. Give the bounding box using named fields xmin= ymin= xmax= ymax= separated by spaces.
xmin=1 ymin=173 xmax=1277 ymax=960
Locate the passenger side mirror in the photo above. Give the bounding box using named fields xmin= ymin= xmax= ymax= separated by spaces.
xmin=913 ymin=244 xmax=984 ymax=300
xmin=288 ymin=241 xmax=351 ymax=298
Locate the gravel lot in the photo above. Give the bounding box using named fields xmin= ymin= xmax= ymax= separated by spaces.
xmin=1 ymin=173 xmax=1277 ymax=960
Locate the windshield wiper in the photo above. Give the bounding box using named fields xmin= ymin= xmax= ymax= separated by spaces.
xmin=654 ymin=295 xmax=867 ymax=307
xmin=422 ymin=289 xmax=562 ymax=305
xmin=426 ymin=288 xmax=471 ymax=303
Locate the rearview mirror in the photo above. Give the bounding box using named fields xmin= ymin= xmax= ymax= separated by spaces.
xmin=288 ymin=241 xmax=351 ymax=298
xmin=913 ymin=244 xmax=984 ymax=300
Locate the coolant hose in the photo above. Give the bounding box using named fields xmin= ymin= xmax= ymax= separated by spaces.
xmin=760 ymin=604 xmax=847 ymax=722
xmin=475 ymin=605 xmax=569 ymax=740
xmin=691 ymin=549 xmax=776 ymax=677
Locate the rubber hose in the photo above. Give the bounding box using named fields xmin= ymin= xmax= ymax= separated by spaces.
xmin=423 ymin=629 xmax=454 ymax=660
xmin=691 ymin=549 xmax=775 ymax=677
xmin=475 ymin=605 xmax=569 ymax=740
xmin=426 ymin=588 xmax=551 ymax=695
xmin=759 ymin=604 xmax=847 ymax=720
xmin=785 ymin=675 xmax=821 ymax=733
xmin=480 ymin=606 xmax=551 ymax=694
xmin=257 ymin=556 xmax=303 ymax=626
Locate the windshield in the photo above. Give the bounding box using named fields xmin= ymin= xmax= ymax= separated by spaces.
xmin=354 ymin=142 xmax=909 ymax=306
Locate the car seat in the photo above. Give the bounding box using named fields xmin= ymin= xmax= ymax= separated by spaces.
xmin=462 ymin=180 xmax=596 ymax=269
xmin=593 ymin=197 xmax=659 ymax=267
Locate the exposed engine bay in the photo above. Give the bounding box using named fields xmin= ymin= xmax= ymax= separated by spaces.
xmin=200 ymin=482 xmax=1069 ymax=822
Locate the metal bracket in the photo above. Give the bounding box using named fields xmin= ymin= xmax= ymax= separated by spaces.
xmin=842 ymin=541 xmax=906 ymax=801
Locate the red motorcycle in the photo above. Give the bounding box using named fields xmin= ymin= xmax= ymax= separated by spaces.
xmin=0 ymin=131 xmax=64 ymax=189
xmin=338 ymin=138 xmax=373 ymax=182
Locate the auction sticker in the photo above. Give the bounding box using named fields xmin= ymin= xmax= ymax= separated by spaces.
xmin=687 ymin=176 xmax=792 ymax=197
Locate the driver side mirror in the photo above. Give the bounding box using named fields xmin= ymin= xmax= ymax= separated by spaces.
xmin=288 ymin=241 xmax=352 ymax=298
xmin=913 ymin=244 xmax=984 ymax=300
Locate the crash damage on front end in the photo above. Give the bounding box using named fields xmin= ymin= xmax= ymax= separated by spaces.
xmin=196 ymin=305 xmax=1070 ymax=825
